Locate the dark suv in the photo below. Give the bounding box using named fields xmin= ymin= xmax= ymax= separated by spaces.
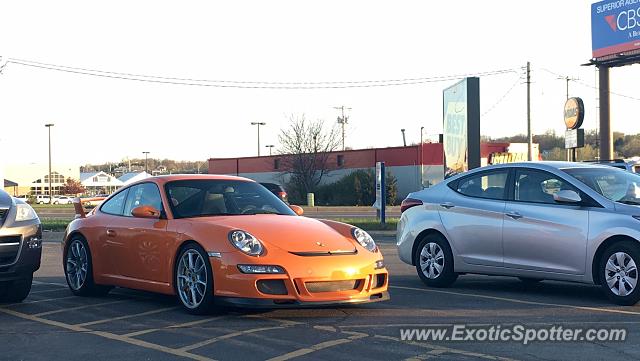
xmin=260 ymin=183 xmax=288 ymax=203
xmin=0 ymin=189 xmax=42 ymax=302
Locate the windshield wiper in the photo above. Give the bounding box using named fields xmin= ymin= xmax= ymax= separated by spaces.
xmin=242 ymin=209 xmax=284 ymax=215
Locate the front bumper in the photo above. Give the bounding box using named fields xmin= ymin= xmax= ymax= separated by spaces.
xmin=0 ymin=223 xmax=42 ymax=282
xmin=216 ymin=291 xmax=389 ymax=309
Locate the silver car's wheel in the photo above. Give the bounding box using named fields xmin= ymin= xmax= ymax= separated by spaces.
xmin=66 ymin=240 xmax=88 ymax=291
xmin=604 ymin=252 xmax=638 ymax=297
xmin=176 ymin=249 xmax=208 ymax=309
xmin=419 ymin=242 xmax=444 ymax=279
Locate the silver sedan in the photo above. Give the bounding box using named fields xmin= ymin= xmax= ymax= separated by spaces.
xmin=397 ymin=162 xmax=640 ymax=305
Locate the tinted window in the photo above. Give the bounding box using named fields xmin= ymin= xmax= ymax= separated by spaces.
xmin=515 ymin=169 xmax=577 ymax=204
xmin=456 ymin=171 xmax=508 ymax=200
xmin=563 ymin=167 xmax=640 ymax=205
xmin=100 ymin=190 xmax=128 ymax=215
xmin=123 ymin=183 xmax=163 ymax=216
xmin=166 ymin=179 xmax=295 ymax=218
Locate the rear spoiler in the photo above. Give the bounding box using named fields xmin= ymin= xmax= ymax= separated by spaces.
xmin=72 ymin=197 xmax=106 ymax=219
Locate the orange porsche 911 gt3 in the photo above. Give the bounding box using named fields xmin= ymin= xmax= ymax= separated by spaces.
xmin=62 ymin=175 xmax=389 ymax=313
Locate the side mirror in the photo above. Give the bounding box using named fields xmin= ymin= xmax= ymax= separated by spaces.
xmin=131 ymin=205 xmax=162 ymax=219
xmin=289 ymin=205 xmax=304 ymax=216
xmin=553 ymin=190 xmax=582 ymax=204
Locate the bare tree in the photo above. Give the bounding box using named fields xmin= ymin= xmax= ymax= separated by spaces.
xmin=278 ymin=115 xmax=341 ymax=201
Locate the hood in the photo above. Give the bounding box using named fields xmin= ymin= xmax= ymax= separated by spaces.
xmin=188 ymin=215 xmax=357 ymax=254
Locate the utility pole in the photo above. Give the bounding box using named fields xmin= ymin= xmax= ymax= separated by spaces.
xmin=265 ymin=145 xmax=275 ymax=156
xmin=334 ymin=106 xmax=351 ymax=151
xmin=45 ymin=124 xmax=54 ymax=203
xmin=400 ymin=129 xmax=407 ymax=147
xmin=558 ymin=75 xmax=579 ymax=161
xmin=526 ymin=62 xmax=532 ymax=161
xmin=142 ymin=151 xmax=150 ymax=173
xmin=420 ymin=126 xmax=424 ymax=188
xmin=251 ymin=122 xmax=266 ymax=156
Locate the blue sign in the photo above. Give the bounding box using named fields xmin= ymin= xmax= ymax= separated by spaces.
xmin=592 ymin=0 xmax=640 ymax=58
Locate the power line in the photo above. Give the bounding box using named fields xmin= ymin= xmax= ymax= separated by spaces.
xmin=481 ymin=75 xmax=524 ymax=117
xmin=6 ymin=57 xmax=520 ymax=89
xmin=539 ymin=67 xmax=640 ymax=102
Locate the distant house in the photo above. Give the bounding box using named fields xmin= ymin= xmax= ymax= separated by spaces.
xmin=118 ymin=171 xmax=151 ymax=186
xmin=80 ymin=171 xmax=123 ymax=195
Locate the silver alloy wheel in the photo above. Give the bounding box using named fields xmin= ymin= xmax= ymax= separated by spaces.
xmin=177 ymin=249 xmax=208 ymax=309
xmin=419 ymin=242 xmax=444 ymax=279
xmin=66 ymin=240 xmax=88 ymax=291
xmin=605 ymin=251 xmax=638 ymax=297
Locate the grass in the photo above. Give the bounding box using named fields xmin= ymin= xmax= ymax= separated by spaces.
xmin=31 ymin=203 xmax=74 ymax=209
xmin=332 ymin=217 xmax=398 ymax=231
xmin=41 ymin=218 xmax=72 ymax=232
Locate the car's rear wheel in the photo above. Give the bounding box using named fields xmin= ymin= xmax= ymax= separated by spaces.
xmin=175 ymin=244 xmax=215 ymax=314
xmin=415 ymin=234 xmax=457 ymax=288
xmin=65 ymin=237 xmax=112 ymax=296
xmin=0 ymin=275 xmax=33 ymax=303
xmin=600 ymin=241 xmax=640 ymax=306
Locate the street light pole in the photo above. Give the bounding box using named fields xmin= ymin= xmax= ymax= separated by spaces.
xmin=142 ymin=151 xmax=150 ymax=173
xmin=334 ymin=106 xmax=351 ymax=151
xmin=265 ymin=145 xmax=275 ymax=156
xmin=251 ymin=122 xmax=266 ymax=156
xmin=45 ymin=124 xmax=54 ymax=204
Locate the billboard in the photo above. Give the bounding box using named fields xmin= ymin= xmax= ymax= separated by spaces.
xmin=592 ymin=0 xmax=640 ymax=58
xmin=443 ymin=78 xmax=480 ymax=178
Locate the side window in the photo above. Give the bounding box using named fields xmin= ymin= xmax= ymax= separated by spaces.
xmin=100 ymin=190 xmax=128 ymax=216
xmin=456 ymin=171 xmax=508 ymax=200
xmin=123 ymin=183 xmax=163 ymax=216
xmin=515 ymin=169 xmax=578 ymax=204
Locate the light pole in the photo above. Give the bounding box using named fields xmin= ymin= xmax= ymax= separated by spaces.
xmin=401 ymin=129 xmax=407 ymax=147
xmin=142 ymin=151 xmax=150 ymax=173
xmin=251 ymin=122 xmax=266 ymax=156
xmin=557 ymin=75 xmax=579 ymax=161
xmin=420 ymin=126 xmax=424 ymax=188
xmin=45 ymin=124 xmax=54 ymax=203
xmin=334 ymin=106 xmax=351 ymax=151
xmin=265 ymin=145 xmax=275 ymax=156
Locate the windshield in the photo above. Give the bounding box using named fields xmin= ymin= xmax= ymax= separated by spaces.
xmin=165 ymin=179 xmax=295 ymax=218
xmin=563 ymin=167 xmax=640 ymax=205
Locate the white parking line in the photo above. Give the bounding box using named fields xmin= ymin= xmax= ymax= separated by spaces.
xmin=76 ymin=306 xmax=179 ymax=327
xmin=390 ymin=285 xmax=640 ymax=316
xmin=32 ymin=280 xmax=68 ymax=288
xmin=34 ymin=299 xmax=131 ymax=317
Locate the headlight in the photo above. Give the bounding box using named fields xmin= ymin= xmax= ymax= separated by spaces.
xmin=352 ymin=227 xmax=377 ymax=252
xmin=15 ymin=204 xmax=38 ymax=222
xmin=228 ymin=230 xmax=264 ymax=256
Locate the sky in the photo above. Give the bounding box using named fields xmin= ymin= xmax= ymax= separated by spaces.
xmin=1 ymin=0 xmax=639 ymax=166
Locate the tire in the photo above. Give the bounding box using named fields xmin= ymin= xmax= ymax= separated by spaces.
xmin=518 ymin=277 xmax=543 ymax=285
xmin=175 ymin=243 xmax=215 ymax=314
xmin=599 ymin=241 xmax=640 ymax=306
xmin=415 ymin=233 xmax=458 ymax=288
xmin=0 ymin=275 xmax=33 ymax=303
xmin=64 ymin=236 xmax=112 ymax=296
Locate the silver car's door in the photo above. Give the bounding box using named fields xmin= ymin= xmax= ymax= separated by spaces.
xmin=502 ymin=168 xmax=589 ymax=275
xmin=439 ymin=169 xmax=509 ymax=267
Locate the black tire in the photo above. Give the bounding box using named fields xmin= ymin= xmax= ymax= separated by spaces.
xmin=415 ymin=233 xmax=458 ymax=288
xmin=0 ymin=275 xmax=33 ymax=303
xmin=518 ymin=277 xmax=543 ymax=285
xmin=599 ymin=241 xmax=640 ymax=306
xmin=64 ymin=236 xmax=112 ymax=297
xmin=174 ymin=243 xmax=215 ymax=315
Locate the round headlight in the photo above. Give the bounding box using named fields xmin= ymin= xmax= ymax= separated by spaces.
xmin=352 ymin=227 xmax=377 ymax=252
xmin=228 ymin=230 xmax=263 ymax=256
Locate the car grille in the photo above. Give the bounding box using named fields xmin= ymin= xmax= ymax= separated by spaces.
xmin=305 ymin=279 xmax=362 ymax=293
xmin=0 ymin=235 xmax=21 ymax=266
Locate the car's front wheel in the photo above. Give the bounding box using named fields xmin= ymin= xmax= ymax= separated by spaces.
xmin=415 ymin=234 xmax=458 ymax=288
xmin=0 ymin=275 xmax=33 ymax=303
xmin=65 ymin=237 xmax=112 ymax=296
xmin=175 ymin=243 xmax=215 ymax=314
xmin=600 ymin=241 xmax=640 ymax=306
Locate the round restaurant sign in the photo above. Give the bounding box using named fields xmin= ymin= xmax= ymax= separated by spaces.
xmin=564 ymin=97 xmax=584 ymax=130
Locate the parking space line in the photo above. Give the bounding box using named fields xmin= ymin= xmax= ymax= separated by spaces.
xmin=179 ymin=326 xmax=287 ymax=352
xmin=29 ymin=288 xmax=70 ymax=295
xmin=33 ymin=280 xmax=68 ymax=288
xmin=375 ymin=335 xmax=519 ymax=361
xmin=242 ymin=314 xmax=304 ymax=327
xmin=0 ymin=307 xmax=215 ymax=361
xmin=76 ymin=306 xmax=178 ymax=327
xmin=265 ymin=332 xmax=368 ymax=361
xmin=390 ymin=285 xmax=640 ymax=316
xmin=3 ymin=295 xmax=76 ymax=307
xmin=34 ymin=299 xmax=131 ymax=317
xmin=123 ymin=315 xmax=228 ymax=337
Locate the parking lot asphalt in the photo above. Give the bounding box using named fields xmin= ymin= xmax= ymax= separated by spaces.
xmin=3 ymin=237 xmax=640 ymax=361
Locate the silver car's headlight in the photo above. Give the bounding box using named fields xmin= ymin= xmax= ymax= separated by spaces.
xmin=228 ymin=230 xmax=264 ymax=256
xmin=352 ymin=227 xmax=377 ymax=252
xmin=15 ymin=203 xmax=38 ymax=222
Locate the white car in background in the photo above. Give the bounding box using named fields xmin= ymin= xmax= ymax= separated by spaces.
xmin=52 ymin=196 xmax=73 ymax=205
xmin=34 ymin=195 xmax=51 ymax=204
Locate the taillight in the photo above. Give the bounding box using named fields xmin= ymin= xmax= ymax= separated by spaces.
xmin=278 ymin=191 xmax=287 ymax=200
xmin=401 ymin=198 xmax=423 ymax=213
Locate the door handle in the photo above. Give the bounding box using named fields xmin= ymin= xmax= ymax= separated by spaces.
xmin=106 ymin=229 xmax=117 ymax=237
xmin=505 ymin=211 xmax=523 ymax=220
xmin=440 ymin=202 xmax=455 ymax=209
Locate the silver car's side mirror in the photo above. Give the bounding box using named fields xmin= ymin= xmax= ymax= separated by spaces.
xmin=553 ymin=190 xmax=582 ymax=204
